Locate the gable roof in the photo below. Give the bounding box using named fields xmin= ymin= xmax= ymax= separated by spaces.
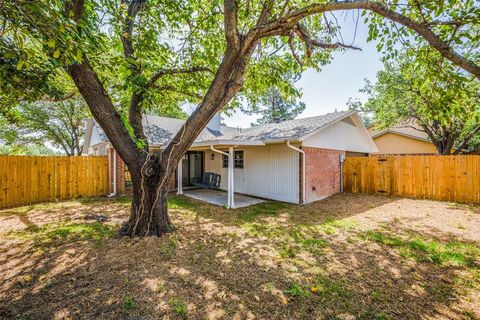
xmin=86 ymin=110 xmax=358 ymax=148
xmin=198 ymin=111 xmax=353 ymax=144
xmin=369 ymin=122 xmax=431 ymax=143
xmin=140 ymin=116 xmax=242 ymax=146
xmin=87 ymin=116 xmax=242 ymax=148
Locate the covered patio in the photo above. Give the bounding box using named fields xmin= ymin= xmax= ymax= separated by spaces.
xmin=183 ymin=189 xmax=265 ymax=208
xmin=175 ymin=140 xmax=269 ymax=209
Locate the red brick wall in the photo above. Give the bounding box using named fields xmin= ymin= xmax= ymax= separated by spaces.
xmin=107 ymin=148 xmax=126 ymax=195
xmin=303 ymin=147 xmax=345 ymax=203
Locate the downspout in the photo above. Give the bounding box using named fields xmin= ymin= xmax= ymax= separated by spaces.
xmin=107 ymin=148 xmax=117 ymax=197
xmin=210 ymin=145 xmax=234 ymax=208
xmin=287 ymin=141 xmax=305 ymax=205
xmin=339 ymin=154 xmax=346 ymax=193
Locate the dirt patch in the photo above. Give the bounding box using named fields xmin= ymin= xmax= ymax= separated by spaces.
xmin=0 ymin=193 xmax=479 ymax=319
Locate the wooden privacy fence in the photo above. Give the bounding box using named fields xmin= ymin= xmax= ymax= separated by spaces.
xmin=343 ymin=155 xmax=480 ymax=204
xmin=0 ymin=156 xmax=109 ymax=209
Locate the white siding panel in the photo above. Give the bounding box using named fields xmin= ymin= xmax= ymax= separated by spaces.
xmin=90 ymin=125 xmax=105 ymax=146
xmin=245 ymin=144 xmax=299 ymax=203
xmin=203 ymin=144 xmax=299 ymax=203
xmin=302 ymin=119 xmax=373 ymax=152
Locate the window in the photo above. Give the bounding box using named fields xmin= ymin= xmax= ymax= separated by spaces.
xmin=234 ymin=151 xmax=244 ymax=168
xmin=222 ymin=154 xmax=227 ymax=168
xmin=222 ymin=150 xmax=244 ymax=169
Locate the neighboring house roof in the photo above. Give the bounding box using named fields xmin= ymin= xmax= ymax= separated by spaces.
xmin=369 ymin=123 xmax=431 ymax=143
xmin=84 ymin=110 xmax=366 ymax=149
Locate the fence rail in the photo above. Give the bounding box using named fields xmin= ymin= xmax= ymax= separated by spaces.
xmin=0 ymin=156 xmax=109 ymax=209
xmin=343 ymin=155 xmax=480 ymax=204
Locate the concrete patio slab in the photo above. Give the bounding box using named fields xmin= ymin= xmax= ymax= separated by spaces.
xmin=183 ymin=189 xmax=265 ymax=208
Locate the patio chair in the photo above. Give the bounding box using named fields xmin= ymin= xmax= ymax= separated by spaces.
xmin=192 ymin=172 xmax=221 ymax=189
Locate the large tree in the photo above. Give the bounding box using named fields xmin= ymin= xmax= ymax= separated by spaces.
xmin=0 ymin=96 xmax=89 ymax=155
xmin=243 ymin=73 xmax=306 ymax=125
xmin=1 ymin=0 xmax=479 ymax=236
xmin=356 ymin=48 xmax=480 ymax=155
xmin=248 ymin=87 xmax=306 ymax=125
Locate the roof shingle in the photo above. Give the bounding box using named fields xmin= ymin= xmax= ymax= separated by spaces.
xmin=93 ymin=111 xmax=352 ymax=146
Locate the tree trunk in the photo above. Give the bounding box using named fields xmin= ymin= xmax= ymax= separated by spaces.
xmin=118 ymin=153 xmax=175 ymax=237
xmin=119 ymin=179 xmax=173 ymax=237
xmin=434 ymin=140 xmax=454 ymax=155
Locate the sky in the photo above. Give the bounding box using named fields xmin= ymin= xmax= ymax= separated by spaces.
xmin=220 ymin=13 xmax=385 ymax=128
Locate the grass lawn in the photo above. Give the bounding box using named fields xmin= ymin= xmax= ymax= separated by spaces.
xmin=0 ymin=193 xmax=479 ymax=319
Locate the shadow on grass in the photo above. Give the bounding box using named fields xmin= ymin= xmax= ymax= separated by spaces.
xmin=9 ymin=222 xmax=115 ymax=248
xmin=77 ymin=195 xmax=132 ymax=205
xmin=361 ymin=229 xmax=479 ymax=268
xmin=0 ymin=193 xmax=479 ymax=319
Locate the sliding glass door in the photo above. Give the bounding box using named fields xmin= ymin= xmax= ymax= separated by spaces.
xmin=181 ymin=151 xmax=204 ymax=187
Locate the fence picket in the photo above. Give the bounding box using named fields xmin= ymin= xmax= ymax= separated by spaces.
xmin=344 ymin=155 xmax=480 ymax=204
xmin=0 ymin=156 xmax=109 ymax=209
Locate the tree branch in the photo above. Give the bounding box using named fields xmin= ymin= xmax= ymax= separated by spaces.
xmin=396 ymin=125 xmax=427 ymax=133
xmin=288 ymin=34 xmax=303 ymax=66
xmin=68 ymin=57 xmax=142 ymax=166
xmin=64 ymin=0 xmax=85 ymax=21
xmin=256 ymin=0 xmax=275 ymax=27
xmin=16 ymin=92 xmax=77 ymax=103
xmin=252 ymin=0 xmax=480 ymax=79
xmin=413 ymin=0 xmax=427 ymax=24
xmin=64 ymin=0 xmax=143 ymax=168
xmin=146 ymin=67 xmax=214 ymax=88
xmin=120 ymin=0 xmax=148 ymax=146
xmin=151 ymin=85 xmax=203 ymax=100
xmin=41 ymin=92 xmax=76 ymax=102
xmin=120 ymin=0 xmax=145 ymax=61
xmin=295 ymin=23 xmax=361 ymax=58
xmin=453 ymin=125 xmax=480 ymax=155
xmin=161 ymin=40 xmax=259 ymax=181
xmin=224 ymin=0 xmax=240 ymax=50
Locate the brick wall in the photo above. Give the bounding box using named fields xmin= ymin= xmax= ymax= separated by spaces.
xmin=107 ymin=148 xmax=126 ymax=195
xmin=303 ymin=147 xmax=345 ymax=203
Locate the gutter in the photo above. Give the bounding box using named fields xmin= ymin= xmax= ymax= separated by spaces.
xmin=287 ymin=141 xmax=305 ymax=205
xmin=209 ymin=145 xmax=230 ymax=156
xmin=193 ymin=140 xmax=264 ymax=147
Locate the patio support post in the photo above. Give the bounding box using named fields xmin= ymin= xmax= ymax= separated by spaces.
xmin=210 ymin=145 xmax=235 ymax=209
xmin=176 ymin=160 xmax=183 ymax=195
xmin=228 ymin=147 xmax=235 ymax=209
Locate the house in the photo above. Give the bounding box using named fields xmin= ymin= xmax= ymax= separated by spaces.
xmin=368 ymin=123 xmax=438 ymax=155
xmin=83 ymin=111 xmax=378 ymax=207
